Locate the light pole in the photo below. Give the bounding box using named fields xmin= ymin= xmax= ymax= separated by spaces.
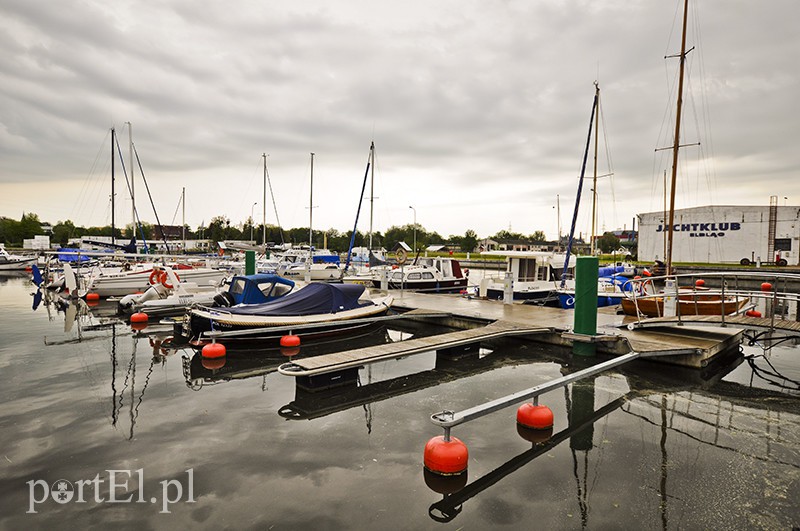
xmin=408 ymin=205 xmax=416 ymax=252
xmin=250 ymin=202 xmax=257 ymax=242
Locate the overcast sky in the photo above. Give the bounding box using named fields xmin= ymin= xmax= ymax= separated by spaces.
xmin=1 ymin=0 xmax=798 ymax=241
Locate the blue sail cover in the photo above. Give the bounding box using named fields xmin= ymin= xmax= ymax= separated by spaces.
xmin=226 ymin=283 xmax=369 ymax=317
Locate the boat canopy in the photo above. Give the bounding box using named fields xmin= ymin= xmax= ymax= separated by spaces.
xmin=228 ymin=274 xmax=295 ymax=305
xmin=227 ymin=283 xmax=368 ymax=316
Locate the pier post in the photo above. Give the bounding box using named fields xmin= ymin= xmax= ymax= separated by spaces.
xmin=503 ymin=271 xmax=513 ymax=305
xmin=245 ymin=250 xmax=256 ymax=275
xmin=573 ymin=256 xmax=598 ymax=356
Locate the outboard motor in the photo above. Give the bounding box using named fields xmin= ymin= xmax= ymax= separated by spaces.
xmin=212 ymin=291 xmax=236 ymax=307
xmin=118 ymin=284 xmax=169 ymax=313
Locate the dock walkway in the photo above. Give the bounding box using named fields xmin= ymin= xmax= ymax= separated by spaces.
xmin=278 ymin=319 xmax=552 ymax=377
xmin=277 ymin=291 xmax=747 ymax=378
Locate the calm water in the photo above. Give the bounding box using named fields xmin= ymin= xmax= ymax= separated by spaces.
xmin=0 ymin=273 xmax=798 ymax=530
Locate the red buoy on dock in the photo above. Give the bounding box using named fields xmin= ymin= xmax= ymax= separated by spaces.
xmin=202 ymin=342 xmax=226 ymax=359
xmin=423 ymin=436 xmax=468 ymax=476
xmin=695 ymin=279 xmax=705 ymax=287
xmin=761 ymin=282 xmax=773 ymax=292
xmin=516 ymin=403 xmax=554 ymax=430
xmin=280 ymin=334 xmax=301 ymax=348
xmin=745 ymin=309 xmax=762 ymax=318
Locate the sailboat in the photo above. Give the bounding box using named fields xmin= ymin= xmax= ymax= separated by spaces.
xmin=277 ymin=153 xmax=345 ymax=282
xmin=554 ymin=82 xmax=628 ymax=309
xmin=620 ymin=0 xmax=748 ymax=318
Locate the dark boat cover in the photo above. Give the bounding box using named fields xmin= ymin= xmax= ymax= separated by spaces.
xmin=225 ymin=283 xmax=369 ymax=316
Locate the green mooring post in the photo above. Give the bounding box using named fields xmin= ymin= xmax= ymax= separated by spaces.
xmin=245 ymin=250 xmax=256 ymax=276
xmin=573 ymin=256 xmax=598 ymax=356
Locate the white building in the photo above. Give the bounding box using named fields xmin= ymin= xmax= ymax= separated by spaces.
xmin=637 ymin=204 xmax=800 ymax=266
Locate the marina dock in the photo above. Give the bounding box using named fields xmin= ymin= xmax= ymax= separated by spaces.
xmin=278 ymin=290 xmax=749 ymax=383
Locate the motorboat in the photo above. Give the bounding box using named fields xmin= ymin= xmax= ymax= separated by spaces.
xmin=182 ymin=282 xmax=393 ymax=344
xmin=0 ymin=246 xmax=37 ymax=271
xmin=480 ymin=251 xmax=575 ymax=303
xmin=118 ymin=270 xmax=295 ymax=318
xmin=368 ymin=257 xmax=467 ymax=293
xmin=83 ymin=262 xmax=227 ymax=298
xmin=276 ymin=248 xmax=345 ymax=282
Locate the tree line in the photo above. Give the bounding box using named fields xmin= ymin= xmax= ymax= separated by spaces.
xmin=1 ymin=212 xmax=623 ymax=253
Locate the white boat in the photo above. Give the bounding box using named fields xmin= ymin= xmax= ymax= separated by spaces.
xmin=117 ymin=267 xmax=224 ymax=316
xmin=83 ymin=263 xmax=227 ymax=297
xmin=0 ymin=247 xmax=37 ymax=271
xmin=480 ymin=251 xmax=576 ymax=303
xmin=368 ymin=257 xmax=468 ymax=292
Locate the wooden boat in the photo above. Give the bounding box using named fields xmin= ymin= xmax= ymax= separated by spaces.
xmin=621 ymin=288 xmax=749 ymax=317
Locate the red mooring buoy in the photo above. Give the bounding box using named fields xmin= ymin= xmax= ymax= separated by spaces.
xmin=130 ymin=312 xmax=149 ymax=323
xmin=86 ymin=292 xmax=100 ymax=301
xmin=202 ymin=342 xmax=226 ymax=359
xmin=423 ymin=468 xmax=468 ymax=494
xmin=280 ymin=334 xmax=301 ymax=348
xmin=516 ymin=403 xmax=554 ymax=430
xmin=423 ymin=436 xmax=468 ymax=476
xmin=517 ymin=424 xmax=554 ymax=444
xmin=745 ymin=309 xmax=762 ymax=318
xmin=201 ymin=357 xmax=226 ymax=370
xmin=761 ymin=282 xmax=773 ymax=292
xmin=695 ymin=279 xmax=705 ymax=287
xmin=280 ymin=346 xmax=300 ymax=358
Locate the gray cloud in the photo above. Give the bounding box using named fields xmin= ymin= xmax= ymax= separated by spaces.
xmin=1 ymin=0 xmax=798 ymax=238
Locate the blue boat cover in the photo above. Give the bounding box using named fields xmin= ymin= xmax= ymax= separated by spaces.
xmin=226 ymin=283 xmax=369 ymax=316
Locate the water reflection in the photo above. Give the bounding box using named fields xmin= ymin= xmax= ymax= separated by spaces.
xmin=424 ymin=345 xmax=797 ymax=527
xmin=278 ymin=346 xmax=560 ymax=423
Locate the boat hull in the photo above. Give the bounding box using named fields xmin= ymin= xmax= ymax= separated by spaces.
xmin=184 ymin=295 xmax=393 ymax=340
xmin=372 ymin=278 xmax=468 ymax=293
xmin=620 ymin=296 xmax=749 ymax=317
xmin=0 ymin=257 xmax=37 ymax=271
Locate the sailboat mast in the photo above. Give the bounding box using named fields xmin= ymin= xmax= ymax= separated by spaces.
xmin=127 ymin=122 xmax=134 ymax=234
xmin=182 ymin=187 xmax=186 ymax=253
xmin=111 ymin=127 xmax=116 ymax=246
xmin=590 ymin=82 xmax=600 ymax=255
xmin=263 ymin=153 xmax=267 ymax=247
xmin=309 ymin=152 xmax=314 ymax=248
xmin=666 ymin=0 xmax=690 ymax=276
xmin=368 ymin=141 xmax=375 ymax=251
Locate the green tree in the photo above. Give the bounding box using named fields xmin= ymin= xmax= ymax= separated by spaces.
xmin=492 ymin=229 xmax=526 ymax=241
xmin=530 ymin=230 xmax=547 ymax=242
xmin=597 ymin=232 xmax=621 ymax=254
xmin=462 ymin=229 xmax=478 ymax=252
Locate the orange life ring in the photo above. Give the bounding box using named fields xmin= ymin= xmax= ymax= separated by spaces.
xmin=160 ymin=271 xmax=180 ymax=289
xmin=148 ymin=270 xmax=161 ymax=285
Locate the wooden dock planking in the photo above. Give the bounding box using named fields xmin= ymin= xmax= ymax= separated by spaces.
xmin=279 ymin=320 xmax=552 ymax=376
